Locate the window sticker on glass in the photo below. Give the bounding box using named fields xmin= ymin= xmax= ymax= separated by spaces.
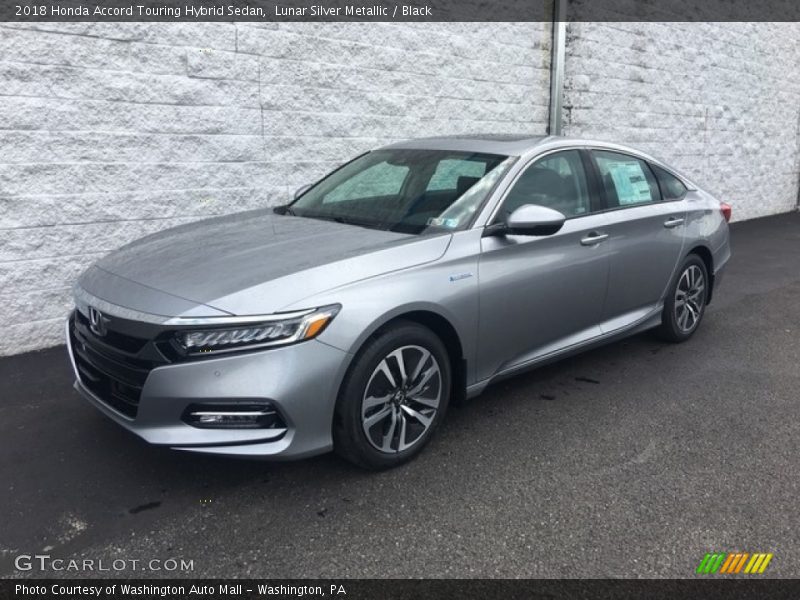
xmin=606 ymin=161 xmax=653 ymax=205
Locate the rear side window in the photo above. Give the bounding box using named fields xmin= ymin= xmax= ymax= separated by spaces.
xmin=592 ymin=150 xmax=661 ymax=208
xmin=651 ymin=164 xmax=688 ymax=200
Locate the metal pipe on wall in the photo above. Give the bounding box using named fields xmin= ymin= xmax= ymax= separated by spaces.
xmin=548 ymin=0 xmax=567 ymax=136
xmin=796 ymin=106 xmax=800 ymax=210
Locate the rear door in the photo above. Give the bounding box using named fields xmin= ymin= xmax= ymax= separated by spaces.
xmin=589 ymin=150 xmax=688 ymax=332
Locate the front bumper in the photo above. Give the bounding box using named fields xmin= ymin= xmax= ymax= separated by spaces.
xmin=66 ymin=316 xmax=351 ymax=459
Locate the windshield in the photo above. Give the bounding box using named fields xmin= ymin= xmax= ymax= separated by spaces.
xmin=284 ymin=149 xmax=514 ymax=234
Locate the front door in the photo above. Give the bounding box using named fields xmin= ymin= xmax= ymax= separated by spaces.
xmin=477 ymin=149 xmax=611 ymax=382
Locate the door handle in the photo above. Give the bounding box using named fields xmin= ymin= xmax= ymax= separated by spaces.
xmin=580 ymin=232 xmax=609 ymax=246
xmin=664 ymin=217 xmax=685 ymax=228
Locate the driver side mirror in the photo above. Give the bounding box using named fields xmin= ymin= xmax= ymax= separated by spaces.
xmin=487 ymin=204 xmax=566 ymax=237
xmin=294 ymin=184 xmax=312 ymax=200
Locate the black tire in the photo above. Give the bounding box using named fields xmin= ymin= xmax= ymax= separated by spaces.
xmin=656 ymin=254 xmax=709 ymax=343
xmin=333 ymin=321 xmax=451 ymax=470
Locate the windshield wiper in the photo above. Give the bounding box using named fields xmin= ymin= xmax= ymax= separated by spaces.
xmin=300 ymin=212 xmax=383 ymax=230
xmin=331 ymin=216 xmax=367 ymax=227
xmin=273 ymin=204 xmax=296 ymax=216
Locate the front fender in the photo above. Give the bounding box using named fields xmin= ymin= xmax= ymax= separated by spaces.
xmin=284 ymin=235 xmax=482 ymax=385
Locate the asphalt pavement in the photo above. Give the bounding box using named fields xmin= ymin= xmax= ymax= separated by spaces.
xmin=1 ymin=212 xmax=799 ymax=578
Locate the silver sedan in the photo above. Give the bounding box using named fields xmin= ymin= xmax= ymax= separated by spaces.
xmin=67 ymin=135 xmax=731 ymax=469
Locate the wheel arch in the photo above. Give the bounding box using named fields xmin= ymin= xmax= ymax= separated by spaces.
xmin=685 ymin=244 xmax=715 ymax=304
xmin=343 ymin=305 xmax=468 ymax=405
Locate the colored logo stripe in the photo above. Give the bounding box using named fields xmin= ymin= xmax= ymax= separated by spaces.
xmin=696 ymin=553 xmax=725 ymax=574
xmin=719 ymin=553 xmax=736 ymax=573
xmin=745 ymin=553 xmax=773 ymax=574
xmin=697 ymin=552 xmax=773 ymax=574
xmin=720 ymin=553 xmax=748 ymax=574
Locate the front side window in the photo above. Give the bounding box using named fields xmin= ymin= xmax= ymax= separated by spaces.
xmin=289 ymin=149 xmax=513 ymax=234
xmin=498 ymin=150 xmax=591 ymax=219
xmin=593 ymin=150 xmax=661 ymax=207
xmin=651 ymin=164 xmax=688 ymax=200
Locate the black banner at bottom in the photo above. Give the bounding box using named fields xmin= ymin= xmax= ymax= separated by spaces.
xmin=3 ymin=580 xmax=800 ymax=600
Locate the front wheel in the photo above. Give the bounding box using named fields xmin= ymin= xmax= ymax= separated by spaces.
xmin=333 ymin=322 xmax=451 ymax=470
xmin=657 ymin=254 xmax=709 ymax=342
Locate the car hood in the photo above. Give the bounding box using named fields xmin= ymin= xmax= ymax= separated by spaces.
xmin=85 ymin=209 xmax=451 ymax=316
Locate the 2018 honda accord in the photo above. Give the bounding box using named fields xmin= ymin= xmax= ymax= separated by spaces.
xmin=66 ymin=135 xmax=731 ymax=469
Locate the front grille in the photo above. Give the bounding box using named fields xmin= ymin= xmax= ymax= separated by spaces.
xmin=75 ymin=310 xmax=148 ymax=353
xmin=69 ymin=312 xmax=168 ymax=418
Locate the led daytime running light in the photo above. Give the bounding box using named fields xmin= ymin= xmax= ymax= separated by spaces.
xmin=177 ymin=306 xmax=338 ymax=353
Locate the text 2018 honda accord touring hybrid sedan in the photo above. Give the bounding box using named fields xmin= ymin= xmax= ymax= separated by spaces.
xmin=67 ymin=134 xmax=731 ymax=469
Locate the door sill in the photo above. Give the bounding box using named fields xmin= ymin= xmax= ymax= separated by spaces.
xmin=466 ymin=304 xmax=663 ymax=397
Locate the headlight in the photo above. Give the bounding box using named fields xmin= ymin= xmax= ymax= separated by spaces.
xmin=175 ymin=305 xmax=339 ymax=355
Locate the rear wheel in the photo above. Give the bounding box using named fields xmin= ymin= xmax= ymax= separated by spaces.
xmin=333 ymin=322 xmax=451 ymax=470
xmin=657 ymin=254 xmax=709 ymax=342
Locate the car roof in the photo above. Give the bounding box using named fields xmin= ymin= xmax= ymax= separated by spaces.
xmin=380 ymin=134 xmax=698 ymax=189
xmin=382 ymin=134 xmax=552 ymax=156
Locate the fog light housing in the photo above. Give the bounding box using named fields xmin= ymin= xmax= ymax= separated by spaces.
xmin=182 ymin=403 xmax=286 ymax=430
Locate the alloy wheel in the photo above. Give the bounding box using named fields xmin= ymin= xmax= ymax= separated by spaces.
xmin=361 ymin=345 xmax=442 ymax=453
xmin=674 ymin=264 xmax=705 ymax=333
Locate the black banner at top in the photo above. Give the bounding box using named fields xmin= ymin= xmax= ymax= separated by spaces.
xmin=2 ymin=0 xmax=800 ymax=22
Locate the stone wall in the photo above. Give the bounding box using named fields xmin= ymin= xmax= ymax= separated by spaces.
xmin=1 ymin=21 xmax=799 ymax=356
xmin=563 ymin=22 xmax=800 ymax=221
xmin=0 ymin=22 xmax=552 ymax=355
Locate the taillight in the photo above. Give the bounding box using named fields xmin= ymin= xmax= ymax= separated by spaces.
xmin=720 ymin=202 xmax=732 ymax=223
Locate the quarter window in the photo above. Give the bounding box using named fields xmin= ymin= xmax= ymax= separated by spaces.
xmin=593 ymin=151 xmax=661 ymax=208
xmin=651 ymin=164 xmax=688 ymax=200
xmin=499 ymin=150 xmax=591 ymax=219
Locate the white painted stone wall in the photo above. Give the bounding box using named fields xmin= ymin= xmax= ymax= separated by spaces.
xmin=563 ymin=22 xmax=800 ymax=221
xmin=0 ymin=22 xmax=552 ymax=355
xmin=1 ymin=21 xmax=799 ymax=356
